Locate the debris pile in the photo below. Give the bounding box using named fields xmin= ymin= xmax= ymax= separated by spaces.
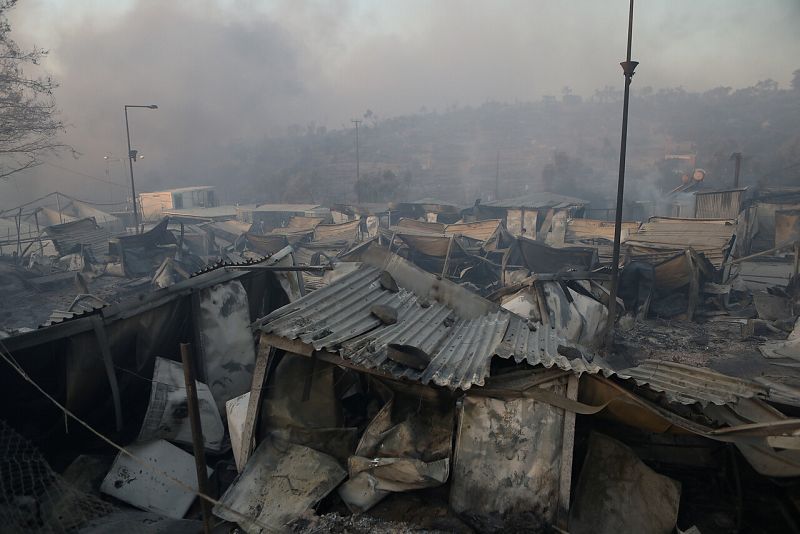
xmin=2 ymin=186 xmax=800 ymax=532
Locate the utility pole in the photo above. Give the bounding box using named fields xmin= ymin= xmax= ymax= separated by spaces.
xmin=730 ymin=152 xmax=742 ymax=188
xmin=124 ymin=104 xmax=158 ymax=233
xmin=495 ymin=150 xmax=500 ymax=201
xmin=605 ymin=0 xmax=638 ymax=348
xmin=352 ymin=119 xmax=361 ymax=202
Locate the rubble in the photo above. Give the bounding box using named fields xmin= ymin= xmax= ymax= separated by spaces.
xmin=2 ymin=185 xmax=800 ymax=533
xmin=569 ymin=432 xmax=681 ymax=534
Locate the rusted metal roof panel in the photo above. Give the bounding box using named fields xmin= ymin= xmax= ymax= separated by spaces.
xmin=625 ymin=217 xmax=736 ymax=268
xmin=694 ymin=189 xmax=746 ymax=219
xmin=44 ymin=217 xmax=109 ymax=259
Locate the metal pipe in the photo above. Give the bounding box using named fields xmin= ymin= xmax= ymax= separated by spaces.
xmin=605 ymin=0 xmax=638 ymax=348
xmin=225 ymin=264 xmax=334 ymax=272
xmin=179 ymin=343 xmax=212 ymax=534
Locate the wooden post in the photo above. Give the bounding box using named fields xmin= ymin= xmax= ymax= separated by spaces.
xmin=239 ymin=337 xmax=276 ymax=470
xmin=56 ymin=193 xmax=63 ymax=224
xmin=33 ymin=210 xmax=44 ymax=256
xmin=441 ymin=235 xmax=454 ymax=278
xmin=15 ymin=209 xmax=22 ymax=261
xmin=179 ymin=343 xmax=212 ymax=534
xmin=686 ymin=250 xmax=700 ymax=321
xmin=557 ymin=374 xmax=580 ymax=529
xmin=793 ymin=242 xmax=799 ymax=278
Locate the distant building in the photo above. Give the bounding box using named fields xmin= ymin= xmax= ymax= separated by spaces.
xmin=236 ymin=204 xmax=330 ymax=230
xmin=139 ymin=186 xmax=217 ymax=221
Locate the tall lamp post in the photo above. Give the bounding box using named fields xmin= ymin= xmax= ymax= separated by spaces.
xmin=605 ymin=0 xmax=638 ymax=348
xmin=351 ymin=119 xmax=361 ymax=202
xmin=124 ymin=104 xmax=158 ymax=233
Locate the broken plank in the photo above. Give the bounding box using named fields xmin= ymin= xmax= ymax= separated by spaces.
xmin=238 ymin=337 xmax=275 ymax=471
xmin=258 ymin=332 xmax=314 ymax=357
xmin=557 ymin=374 xmax=579 ymax=529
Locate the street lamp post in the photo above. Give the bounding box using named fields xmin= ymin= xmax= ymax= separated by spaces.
xmin=124 ymin=104 xmax=158 ymax=233
xmin=351 ymin=119 xmax=361 ymax=202
xmin=605 ymin=0 xmax=638 ymax=348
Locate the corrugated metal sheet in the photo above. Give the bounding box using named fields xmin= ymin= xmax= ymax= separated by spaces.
xmin=162 ymin=206 xmax=238 ymax=220
xmin=396 ymin=218 xmax=446 ymax=233
xmin=613 ymin=360 xmax=775 ymax=406
xmin=495 ymin=317 xmax=607 ymax=375
xmin=286 ymin=216 xmax=324 ymax=231
xmin=444 ymin=219 xmax=501 ymax=243
xmin=313 ymin=219 xmax=360 ymax=242
xmin=396 ymin=233 xmax=454 ymax=257
xmin=625 ymin=217 xmax=736 ymax=268
xmin=565 ymin=218 xmax=640 ymax=242
xmin=44 ymin=217 xmax=109 ymax=259
xmin=205 ymin=220 xmax=251 ymax=242
xmin=694 ymin=189 xmax=746 ymax=219
xmin=258 ymin=264 xmax=600 ymax=390
xmin=484 ymin=192 xmax=588 ymax=209
xmin=245 ymin=233 xmax=289 ymax=255
xmin=257 ymin=247 xmax=796 ymax=407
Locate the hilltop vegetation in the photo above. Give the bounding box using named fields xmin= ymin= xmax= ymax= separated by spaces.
xmin=215 ymin=71 xmax=800 ymax=206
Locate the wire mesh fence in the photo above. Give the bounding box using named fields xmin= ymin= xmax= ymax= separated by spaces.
xmin=0 ymin=419 xmax=118 ymax=533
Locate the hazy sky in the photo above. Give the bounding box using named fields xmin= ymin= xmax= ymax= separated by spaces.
xmin=2 ymin=0 xmax=799 ymax=206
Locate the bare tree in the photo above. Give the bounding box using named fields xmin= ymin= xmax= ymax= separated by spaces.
xmin=0 ymin=0 xmax=67 ymax=180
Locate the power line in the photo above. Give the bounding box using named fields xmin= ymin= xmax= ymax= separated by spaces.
xmin=0 ymin=338 xmax=273 ymax=532
xmin=43 ymin=160 xmax=128 ymax=189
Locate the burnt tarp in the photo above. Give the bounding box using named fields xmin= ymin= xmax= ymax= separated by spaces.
xmin=109 ymin=217 xmax=177 ymax=276
xmin=44 ymin=217 xmax=110 ymax=260
xmin=512 ymin=237 xmax=597 ymax=274
xmin=338 ymin=384 xmax=453 ymax=513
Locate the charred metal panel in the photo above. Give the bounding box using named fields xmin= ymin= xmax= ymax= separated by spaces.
xmin=198 ymin=280 xmax=257 ymax=414
xmin=450 ymin=382 xmax=567 ymax=525
xmin=44 ymin=217 xmax=110 ymax=259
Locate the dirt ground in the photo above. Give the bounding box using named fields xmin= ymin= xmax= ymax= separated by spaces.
xmin=0 ymin=259 xmax=148 ymax=332
xmin=614 ymin=316 xmax=800 ymax=389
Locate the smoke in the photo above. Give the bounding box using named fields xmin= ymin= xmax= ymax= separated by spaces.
xmin=1 ymin=0 xmax=798 ymax=207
